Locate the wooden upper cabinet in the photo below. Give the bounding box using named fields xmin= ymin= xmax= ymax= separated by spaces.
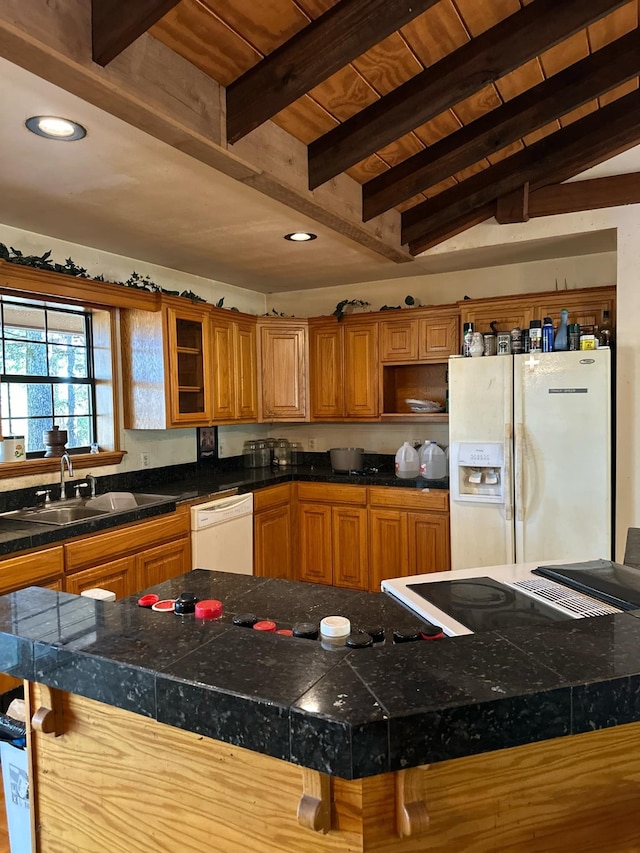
xmin=211 ymin=314 xmax=258 ymax=422
xmin=380 ymin=306 xmax=459 ymax=363
xmin=459 ymin=285 xmax=616 ymax=338
xmin=309 ymin=321 xmax=344 ymax=418
xmin=344 ymin=322 xmax=378 ymax=418
xmin=258 ymin=319 xmax=308 ymax=421
xmin=419 ymin=312 xmax=459 ymax=360
xmin=309 ymin=318 xmax=378 ymax=419
xmin=122 ymin=298 xmax=212 ymax=429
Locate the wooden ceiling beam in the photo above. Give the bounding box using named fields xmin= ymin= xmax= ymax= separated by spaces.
xmin=402 ymin=88 xmax=640 ymax=246
xmin=528 ymin=173 xmax=640 ymax=219
xmin=91 ymin=0 xmax=180 ymax=66
xmin=363 ymin=29 xmax=640 ymax=221
xmin=226 ymin=0 xmax=441 ymax=145
xmin=496 ymin=185 xmax=530 ymax=225
xmin=308 ymin=0 xmax=629 ymax=190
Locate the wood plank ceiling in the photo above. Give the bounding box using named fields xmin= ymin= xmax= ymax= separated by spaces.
xmin=97 ymin=0 xmax=640 ymax=255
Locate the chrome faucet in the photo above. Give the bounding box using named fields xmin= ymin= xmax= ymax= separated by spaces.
xmin=60 ymin=452 xmax=73 ymax=501
xmin=85 ymin=473 xmax=97 ymax=498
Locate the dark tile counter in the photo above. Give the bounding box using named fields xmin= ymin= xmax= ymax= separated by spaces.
xmin=0 ymin=461 xmax=448 ymax=558
xmin=1 ymin=570 xmax=639 ymax=780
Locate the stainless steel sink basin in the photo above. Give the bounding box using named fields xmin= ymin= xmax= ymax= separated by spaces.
xmin=84 ymin=492 xmax=172 ymax=511
xmin=8 ymin=492 xmax=174 ymax=526
xmin=11 ymin=505 xmax=108 ymax=526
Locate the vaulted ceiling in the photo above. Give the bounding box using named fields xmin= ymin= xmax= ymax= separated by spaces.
xmin=1 ymin=0 xmax=639 ymax=280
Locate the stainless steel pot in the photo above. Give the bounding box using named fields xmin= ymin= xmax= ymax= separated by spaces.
xmin=329 ymin=447 xmax=364 ymax=472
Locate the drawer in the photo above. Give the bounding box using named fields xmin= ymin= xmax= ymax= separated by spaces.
xmin=65 ymin=512 xmax=189 ymax=572
xmin=0 ymin=546 xmax=64 ymax=592
xmin=367 ymin=486 xmax=449 ymax=513
xmin=253 ymin=483 xmax=292 ymax=512
xmin=297 ymin=482 xmax=367 ymax=506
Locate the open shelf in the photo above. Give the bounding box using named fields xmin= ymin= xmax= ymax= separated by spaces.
xmin=381 ymin=362 xmax=447 ymax=417
xmin=380 ymin=413 xmax=448 ymax=423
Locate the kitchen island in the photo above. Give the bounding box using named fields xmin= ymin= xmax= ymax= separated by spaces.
xmin=2 ymin=569 xmax=640 ymax=852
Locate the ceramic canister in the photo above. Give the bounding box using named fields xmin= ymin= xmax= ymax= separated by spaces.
xmin=1 ymin=437 xmax=26 ymax=462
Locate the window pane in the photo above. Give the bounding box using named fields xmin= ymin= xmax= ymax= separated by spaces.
xmin=4 ymin=341 xmax=48 ymax=376
xmin=4 ymin=383 xmax=52 ymax=419
xmin=48 ymin=345 xmax=88 ymax=378
xmin=47 ymin=312 xmax=85 ymax=345
xmin=2 ymin=305 xmax=46 ymax=342
xmin=57 ymin=416 xmax=92 ymax=448
xmin=53 ymin=384 xmax=90 ymax=416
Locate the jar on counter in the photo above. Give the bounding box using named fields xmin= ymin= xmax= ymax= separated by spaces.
xmin=243 ymin=440 xmax=259 ymax=469
xmin=274 ymin=438 xmax=291 ymax=466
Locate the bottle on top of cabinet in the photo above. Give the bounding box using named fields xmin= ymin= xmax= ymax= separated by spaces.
xmin=598 ymin=310 xmax=613 ymax=348
xmin=542 ymin=317 xmax=554 ymax=353
xmin=554 ymin=309 xmax=569 ymax=351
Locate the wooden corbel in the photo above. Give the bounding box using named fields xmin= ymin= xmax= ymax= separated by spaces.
xmin=31 ymin=684 xmax=64 ymax=737
xmin=297 ymin=768 xmax=331 ymax=833
xmin=396 ymin=766 xmax=430 ymax=838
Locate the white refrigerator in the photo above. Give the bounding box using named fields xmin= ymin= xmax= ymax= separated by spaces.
xmin=448 ymin=349 xmax=612 ymax=569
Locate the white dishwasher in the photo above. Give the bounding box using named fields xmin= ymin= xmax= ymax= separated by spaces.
xmin=190 ymin=492 xmax=254 ymax=574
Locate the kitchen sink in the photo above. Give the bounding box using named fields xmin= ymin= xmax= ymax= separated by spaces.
xmin=7 ymin=492 xmax=174 ymax=526
xmin=83 ymin=492 xmax=173 ymax=511
xmin=10 ymin=505 xmax=109 ymax=526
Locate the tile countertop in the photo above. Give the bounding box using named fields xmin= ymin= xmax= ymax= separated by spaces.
xmin=1 ymin=569 xmax=640 ymax=779
xmin=0 ymin=464 xmax=448 ymax=557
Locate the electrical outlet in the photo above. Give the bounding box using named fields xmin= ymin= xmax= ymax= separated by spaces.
xmin=308 ymin=437 xmax=318 ymax=450
xmin=140 ymin=452 xmax=150 ymax=469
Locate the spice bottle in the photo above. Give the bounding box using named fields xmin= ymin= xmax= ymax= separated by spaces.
xmin=542 ymin=317 xmax=554 ymax=353
xmin=568 ymin=324 xmax=581 ymax=351
xmin=528 ymin=320 xmax=542 ymax=352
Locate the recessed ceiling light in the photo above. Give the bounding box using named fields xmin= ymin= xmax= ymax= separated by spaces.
xmin=25 ymin=116 xmax=87 ymax=141
xmin=284 ymin=232 xmax=317 ymax=242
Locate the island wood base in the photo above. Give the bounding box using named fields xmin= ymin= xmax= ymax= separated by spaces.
xmin=26 ymin=682 xmax=640 ymax=853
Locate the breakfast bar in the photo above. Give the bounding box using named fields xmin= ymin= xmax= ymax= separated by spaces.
xmin=3 ymin=569 xmax=640 ymax=852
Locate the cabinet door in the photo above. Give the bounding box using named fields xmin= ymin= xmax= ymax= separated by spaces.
xmin=211 ymin=319 xmax=235 ymax=421
xmin=380 ymin=319 xmax=418 ymax=362
xmin=309 ymin=324 xmax=344 ymax=418
xmin=533 ymin=292 xmax=616 ymax=331
xmin=408 ymin=512 xmax=450 ymax=575
xmin=419 ymin=315 xmax=459 ymax=360
xmin=135 ymin=537 xmax=191 ymax=591
xmin=460 ymin=301 xmax=531 ymax=336
xmin=254 ymin=504 xmax=293 ymax=579
xmin=368 ymin=509 xmax=408 ymax=591
xmin=65 ymin=556 xmax=135 ymax=599
xmin=344 ymin=323 xmax=378 ymax=418
xmin=259 ymin=324 xmax=308 ymax=420
xmin=332 ymin=506 xmax=368 ymax=590
xmin=211 ymin=319 xmax=236 ymax=421
xmin=0 ymin=546 xmax=64 ymax=594
xmin=235 ymin=321 xmax=258 ymax=420
xmin=298 ymin=504 xmax=332 ymax=584
xmin=166 ymin=306 xmax=212 ymax=426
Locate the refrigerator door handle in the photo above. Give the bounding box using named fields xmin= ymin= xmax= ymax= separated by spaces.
xmin=515 ymin=423 xmax=525 ymax=522
xmin=504 ymin=423 xmax=514 ymax=521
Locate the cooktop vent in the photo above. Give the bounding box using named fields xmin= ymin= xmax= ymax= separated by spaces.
xmin=512 ymin=578 xmax=620 ymax=618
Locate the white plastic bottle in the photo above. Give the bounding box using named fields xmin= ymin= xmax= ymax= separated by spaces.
xmin=395 ymin=441 xmax=420 ymax=479
xmin=420 ymin=441 xmax=447 ymax=480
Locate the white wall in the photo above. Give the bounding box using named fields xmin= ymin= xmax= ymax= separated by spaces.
xmin=266 ymin=252 xmax=616 ymax=318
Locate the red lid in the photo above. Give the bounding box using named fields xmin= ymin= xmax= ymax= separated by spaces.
xmin=253 ymin=620 xmax=277 ymax=632
xmin=420 ymin=629 xmax=445 ymax=640
xmin=137 ymin=593 xmax=159 ymax=608
xmin=276 ymin=628 xmax=293 ymax=636
xmin=151 ymin=599 xmax=175 ymax=612
xmin=194 ymin=599 xmax=223 ymax=619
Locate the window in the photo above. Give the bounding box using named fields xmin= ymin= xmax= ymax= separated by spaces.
xmin=0 ymin=298 xmax=96 ymax=454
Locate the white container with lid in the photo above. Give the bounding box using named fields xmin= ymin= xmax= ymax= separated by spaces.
xmin=395 ymin=441 xmax=419 ymax=479
xmin=420 ymin=441 xmax=447 ymax=480
xmin=320 ymin=616 xmax=351 ymax=650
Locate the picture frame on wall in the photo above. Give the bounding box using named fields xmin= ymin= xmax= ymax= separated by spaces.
xmin=196 ymin=426 xmax=218 ymax=461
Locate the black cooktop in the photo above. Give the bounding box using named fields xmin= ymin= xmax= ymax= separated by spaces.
xmin=407 ymin=576 xmax=574 ymax=633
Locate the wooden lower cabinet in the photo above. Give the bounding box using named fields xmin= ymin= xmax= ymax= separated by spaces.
xmin=368 ymin=487 xmax=450 ymax=590
xmin=65 ymin=556 xmax=134 ymax=599
xmin=298 ymin=484 xmax=368 ymax=590
xmin=64 ymin=509 xmax=191 ymax=598
xmin=253 ymin=484 xmax=295 ymax=580
xmin=0 ymin=546 xmax=64 ymax=594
